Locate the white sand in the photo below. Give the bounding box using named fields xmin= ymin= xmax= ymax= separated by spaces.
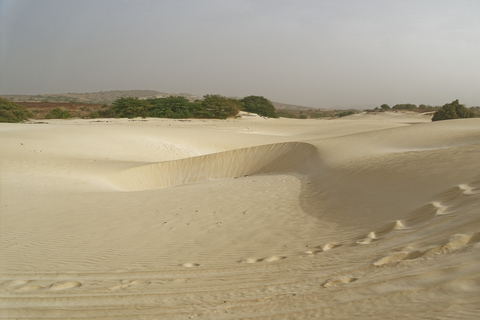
xmin=1 ymin=112 xmax=480 ymax=319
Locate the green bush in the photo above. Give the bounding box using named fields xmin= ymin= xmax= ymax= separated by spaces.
xmin=310 ymin=112 xmax=329 ymax=118
xmin=106 ymin=94 xmax=286 ymax=120
xmin=147 ymin=96 xmax=193 ymax=119
xmin=432 ymin=100 xmax=475 ymax=121
xmin=470 ymin=106 xmax=480 ymax=117
xmin=110 ymin=97 xmax=150 ymax=118
xmin=97 ymin=104 xmax=114 ymax=118
xmin=392 ymin=103 xmax=417 ymax=110
xmin=0 ymin=98 xmax=32 ymax=123
xmin=89 ymin=111 xmax=100 ymax=119
xmin=240 ymin=95 xmax=278 ymax=118
xmin=337 ymin=110 xmax=356 ymax=117
xmin=192 ymin=94 xmax=240 ymax=119
xmin=45 ymin=108 xmax=72 ymax=119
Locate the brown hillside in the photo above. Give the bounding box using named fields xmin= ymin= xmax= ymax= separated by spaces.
xmin=17 ymin=102 xmax=105 ymax=119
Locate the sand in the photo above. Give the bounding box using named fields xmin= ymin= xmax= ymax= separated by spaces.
xmin=1 ymin=112 xmax=480 ymax=319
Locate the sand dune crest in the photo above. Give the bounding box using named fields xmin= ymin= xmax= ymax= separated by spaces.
xmin=109 ymin=142 xmax=318 ymax=190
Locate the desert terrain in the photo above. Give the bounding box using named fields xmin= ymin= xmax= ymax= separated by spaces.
xmin=1 ymin=111 xmax=480 ymax=319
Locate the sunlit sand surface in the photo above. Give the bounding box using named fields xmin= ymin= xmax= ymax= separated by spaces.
xmin=1 ymin=112 xmax=480 ymax=319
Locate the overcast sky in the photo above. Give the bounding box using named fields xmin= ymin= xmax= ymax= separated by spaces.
xmin=1 ymin=0 xmax=479 ymax=108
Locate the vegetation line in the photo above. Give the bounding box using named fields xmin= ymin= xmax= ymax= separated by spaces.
xmin=1 ymin=95 xmax=478 ymax=123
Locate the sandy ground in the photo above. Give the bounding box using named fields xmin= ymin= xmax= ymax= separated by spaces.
xmin=1 ymin=111 xmax=480 ymax=319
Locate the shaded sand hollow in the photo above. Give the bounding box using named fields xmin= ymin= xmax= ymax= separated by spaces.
xmin=1 ymin=112 xmax=480 ymax=319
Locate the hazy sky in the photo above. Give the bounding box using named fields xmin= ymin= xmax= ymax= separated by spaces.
xmin=1 ymin=0 xmax=479 ymax=108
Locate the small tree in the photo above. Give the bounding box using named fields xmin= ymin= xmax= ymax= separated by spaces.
xmin=380 ymin=104 xmax=390 ymax=111
xmin=240 ymin=95 xmax=278 ymax=118
xmin=337 ymin=110 xmax=356 ymax=117
xmin=432 ymin=100 xmax=475 ymax=121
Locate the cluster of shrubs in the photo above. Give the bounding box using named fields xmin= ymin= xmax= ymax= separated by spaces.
xmin=0 ymin=94 xmax=279 ymax=122
xmin=45 ymin=108 xmax=72 ymax=119
xmin=2 ymin=95 xmax=478 ymax=123
xmin=0 ymin=97 xmax=33 ymax=122
xmin=431 ymin=100 xmax=476 ymax=121
xmin=277 ymin=109 xmax=357 ymax=119
xmin=368 ymin=100 xmax=478 ymax=122
xmin=367 ymin=103 xmax=440 ymax=112
xmin=105 ymin=94 xmax=278 ymax=120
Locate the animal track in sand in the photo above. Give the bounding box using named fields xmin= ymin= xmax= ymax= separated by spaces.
xmin=322 ymin=277 xmax=357 ymax=288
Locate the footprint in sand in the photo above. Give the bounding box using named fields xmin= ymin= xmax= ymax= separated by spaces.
xmin=239 ymin=256 xmax=286 ymax=263
xmin=305 ymin=249 xmax=323 ymax=255
xmin=0 ymin=280 xmax=30 ymax=288
xmin=181 ymin=262 xmax=201 ymax=268
xmin=458 ymin=183 xmax=480 ymax=195
xmin=431 ymin=201 xmax=449 ymax=215
xmin=357 ymin=203 xmax=446 ymax=246
xmin=239 ymin=258 xmax=263 ymax=264
xmin=426 ymin=233 xmax=480 ymax=255
xmin=373 ymin=232 xmax=480 ymax=267
xmin=108 ymin=280 xmax=150 ymax=291
xmin=357 ymin=220 xmax=411 ymax=245
xmin=305 ymin=243 xmax=341 ymax=255
xmin=16 ymin=285 xmax=44 ymax=292
xmin=322 ymin=243 xmax=341 ymax=250
xmin=322 ymin=276 xmax=357 ymax=288
xmin=437 ymin=186 xmax=466 ymax=205
xmin=264 ymin=256 xmax=286 ymax=262
xmin=372 ymin=252 xmax=410 ymax=266
xmin=50 ymin=281 xmax=82 ymax=291
xmin=394 ymin=220 xmax=406 ymax=229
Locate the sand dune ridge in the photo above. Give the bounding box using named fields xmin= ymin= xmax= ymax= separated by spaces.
xmin=109 ymin=142 xmax=318 ymax=191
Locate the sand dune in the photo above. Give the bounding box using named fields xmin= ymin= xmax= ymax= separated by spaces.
xmin=109 ymin=142 xmax=318 ymax=191
xmin=1 ymin=113 xmax=479 ymax=319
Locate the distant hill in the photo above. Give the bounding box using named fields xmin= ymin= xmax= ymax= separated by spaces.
xmin=0 ymin=90 xmax=203 ymax=105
